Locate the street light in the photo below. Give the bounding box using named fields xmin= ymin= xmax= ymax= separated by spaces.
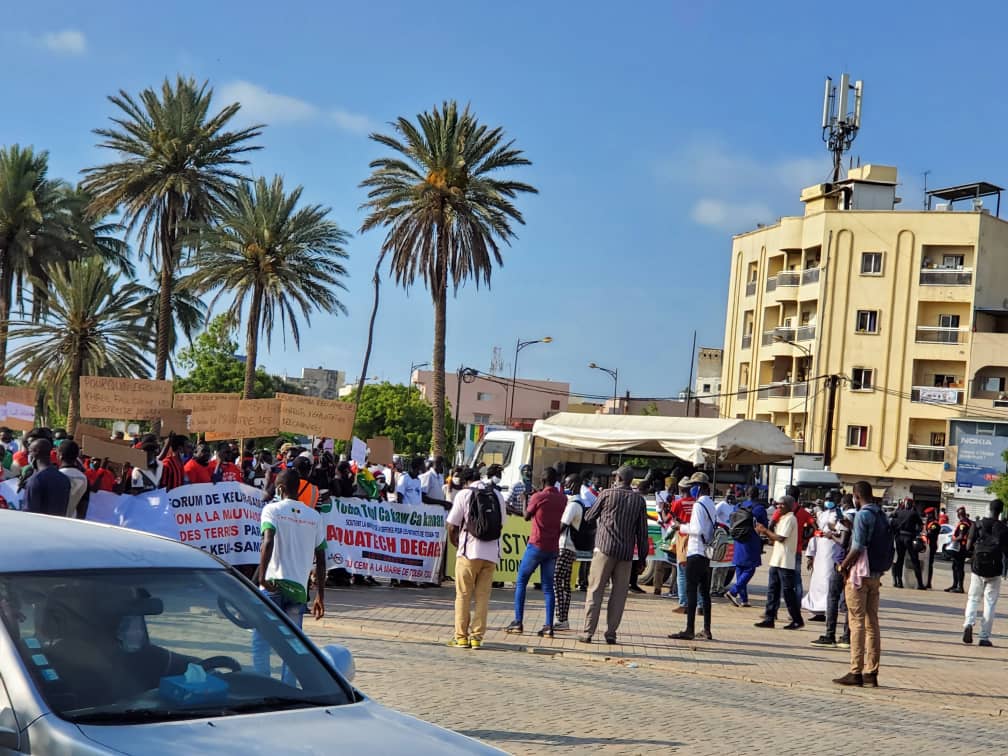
xmin=409 ymin=361 xmax=429 ymax=394
xmin=773 ymin=335 xmax=811 ymax=450
xmin=508 ymin=337 xmax=553 ymax=424
xmin=453 ymin=366 xmax=479 ymax=453
xmin=588 ymin=362 xmax=619 ymax=414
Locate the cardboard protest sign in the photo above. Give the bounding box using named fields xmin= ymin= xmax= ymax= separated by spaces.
xmin=80 ymin=434 xmax=148 ymax=468
xmin=73 ymin=422 xmax=115 ymax=440
xmin=157 ymin=408 xmax=191 ymax=435
xmin=80 ymin=377 xmax=173 ymax=419
xmin=0 ymin=386 xmax=37 ymax=431
xmin=174 ymin=393 xmax=240 ymax=434
xmin=276 ymin=392 xmax=355 ymax=439
xmin=235 ymin=398 xmax=280 ymax=438
xmin=350 ymin=436 xmax=367 ymax=466
xmin=366 ymin=437 xmax=394 ymax=466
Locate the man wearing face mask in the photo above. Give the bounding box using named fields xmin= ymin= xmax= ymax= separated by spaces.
xmin=23 ymin=438 xmax=71 ymax=516
xmin=810 ymin=492 xmax=851 ymax=647
xmin=802 ymin=490 xmax=842 ymax=621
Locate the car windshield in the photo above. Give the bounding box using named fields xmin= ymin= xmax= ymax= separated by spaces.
xmin=472 ymin=439 xmax=513 ymax=470
xmin=0 ymin=568 xmax=352 ymax=724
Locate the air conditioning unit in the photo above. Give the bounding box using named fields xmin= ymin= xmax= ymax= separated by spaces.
xmin=933 ymin=202 xmax=952 ymax=211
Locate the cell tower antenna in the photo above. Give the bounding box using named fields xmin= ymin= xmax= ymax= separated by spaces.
xmin=821 ymin=73 xmax=863 ymax=182
xmin=489 ymin=346 xmax=504 ymax=376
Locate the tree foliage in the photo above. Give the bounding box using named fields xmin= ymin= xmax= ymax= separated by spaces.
xmin=987 ymin=450 xmax=1008 ymax=504
xmin=173 ymin=314 xmax=299 ymax=398
xmin=346 ymin=382 xmax=454 ymax=460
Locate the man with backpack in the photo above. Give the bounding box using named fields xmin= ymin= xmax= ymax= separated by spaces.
xmin=726 ymin=486 xmax=768 ymax=608
xmin=446 ymin=468 xmax=507 ymax=649
xmin=961 ymin=499 xmax=1008 ymax=646
xmin=834 ymin=480 xmax=893 ymax=687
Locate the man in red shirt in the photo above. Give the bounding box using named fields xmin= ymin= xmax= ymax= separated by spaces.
xmin=669 ymin=476 xmax=697 ymax=614
xmin=159 ymin=434 xmax=186 ymax=492
xmin=211 ymin=444 xmax=242 ymax=483
xmin=506 ymin=467 xmax=567 ymax=638
xmin=184 ymin=443 xmax=214 ymax=484
xmin=84 ymin=458 xmax=117 ymax=492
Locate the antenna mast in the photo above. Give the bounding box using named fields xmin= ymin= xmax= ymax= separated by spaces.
xmin=821 ymin=73 xmax=863 ymax=183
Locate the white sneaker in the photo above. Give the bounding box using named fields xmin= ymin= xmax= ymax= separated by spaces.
xmin=553 ymin=621 xmax=570 ymax=631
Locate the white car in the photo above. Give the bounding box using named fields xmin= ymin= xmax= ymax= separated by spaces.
xmin=936 ymin=523 xmax=956 ymax=558
xmin=0 ymin=511 xmax=503 ymax=755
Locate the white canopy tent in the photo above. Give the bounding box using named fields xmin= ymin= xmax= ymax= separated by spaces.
xmin=531 ymin=413 xmax=796 ymax=466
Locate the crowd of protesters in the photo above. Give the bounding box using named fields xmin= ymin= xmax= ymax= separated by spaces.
xmin=11 ymin=422 xmax=1008 ymax=682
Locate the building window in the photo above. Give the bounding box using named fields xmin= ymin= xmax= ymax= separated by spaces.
xmin=702 ymin=383 xmax=711 ymax=393
xmin=860 ymin=252 xmax=883 ymax=275
xmin=933 ymin=374 xmax=957 ymax=387
xmin=473 ymin=413 xmax=491 ymax=424
xmin=846 ymin=425 xmax=870 ymax=449
xmin=550 ymin=400 xmax=560 ymax=411
xmin=476 ymin=392 xmax=493 ymax=401
xmin=855 ymin=310 xmax=879 ymax=334
xmin=851 ymin=367 xmax=874 ymax=391
xmin=942 ymin=254 xmax=965 ymax=268
xmin=983 ymin=376 xmax=1006 ymax=393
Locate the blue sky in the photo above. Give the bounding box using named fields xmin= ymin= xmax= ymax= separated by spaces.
xmin=3 ymin=1 xmax=1008 ymax=400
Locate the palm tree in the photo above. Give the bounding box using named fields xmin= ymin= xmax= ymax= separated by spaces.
xmin=360 ymin=101 xmax=537 ymax=456
xmin=81 ymin=76 xmax=263 ymax=381
xmin=5 ymin=257 xmax=152 ymax=436
xmin=181 ymin=175 xmax=349 ymax=398
xmin=0 ymin=145 xmax=78 ymax=379
xmin=137 ymin=277 xmax=207 ymax=376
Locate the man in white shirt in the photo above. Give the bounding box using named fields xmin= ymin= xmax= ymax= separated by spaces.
xmin=669 ymin=472 xmax=717 ymax=641
xmin=58 ymin=441 xmax=88 ymax=519
xmin=755 ymin=495 xmax=805 ymax=630
xmin=419 ymin=456 xmax=447 ymax=501
xmin=396 ymin=456 xmax=425 ymax=505
xmin=253 ymin=469 xmax=327 ymax=683
xmin=446 ymin=476 xmax=506 ymax=649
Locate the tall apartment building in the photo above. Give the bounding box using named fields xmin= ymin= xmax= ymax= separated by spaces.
xmin=719 ymin=164 xmax=1008 ymax=503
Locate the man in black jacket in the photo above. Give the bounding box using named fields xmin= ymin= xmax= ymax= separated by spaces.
xmin=891 ymin=501 xmax=924 ymax=589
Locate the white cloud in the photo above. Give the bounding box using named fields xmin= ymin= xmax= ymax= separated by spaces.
xmin=218 ymin=81 xmax=374 ymax=135
xmin=40 ymin=29 xmax=86 ymax=55
xmin=656 ymin=139 xmax=827 ymax=231
xmin=330 ymin=108 xmax=374 ymax=135
xmin=218 ymin=80 xmax=318 ymax=124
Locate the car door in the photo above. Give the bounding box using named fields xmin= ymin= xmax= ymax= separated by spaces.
xmin=0 ymin=674 xmax=25 ymax=755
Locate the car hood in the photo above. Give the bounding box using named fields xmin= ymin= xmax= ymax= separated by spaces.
xmin=77 ymin=698 xmax=503 ymax=755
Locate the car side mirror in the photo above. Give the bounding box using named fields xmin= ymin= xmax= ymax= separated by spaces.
xmin=0 ymin=726 xmax=19 ymax=750
xmin=320 ymin=644 xmax=356 ymax=682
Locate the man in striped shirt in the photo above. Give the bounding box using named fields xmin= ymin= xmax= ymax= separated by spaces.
xmin=579 ymin=465 xmax=649 ymax=645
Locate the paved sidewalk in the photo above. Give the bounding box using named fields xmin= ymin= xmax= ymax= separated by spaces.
xmin=311 ymin=565 xmax=1008 ymax=717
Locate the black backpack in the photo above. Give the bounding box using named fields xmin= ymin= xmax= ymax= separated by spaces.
xmin=567 ymin=502 xmax=596 ymax=551
xmin=866 ymin=508 xmax=895 ymax=574
xmin=971 ymin=520 xmax=1004 ymax=578
xmin=729 ymin=504 xmax=755 ymax=541
xmin=466 ymin=487 xmax=503 ymax=542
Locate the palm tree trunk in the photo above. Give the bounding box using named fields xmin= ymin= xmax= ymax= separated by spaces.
xmin=430 ymin=217 xmax=448 ymax=458
xmin=154 ymin=196 xmax=178 ymax=381
xmin=0 ymin=253 xmax=12 ymax=382
xmin=243 ymin=285 xmax=264 ymax=399
xmin=348 ymin=253 xmax=385 ymax=450
xmin=67 ymin=347 xmax=83 ymax=437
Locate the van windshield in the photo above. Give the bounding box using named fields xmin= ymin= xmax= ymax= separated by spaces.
xmin=472 ymin=439 xmax=514 ymax=469
xmin=0 ymin=568 xmax=352 ymax=724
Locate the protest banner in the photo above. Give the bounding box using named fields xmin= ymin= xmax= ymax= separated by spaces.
xmin=0 ymin=386 xmax=37 ymax=431
xmin=80 ymin=434 xmax=148 ymax=468
xmin=321 ymin=498 xmax=446 ymax=581
xmin=350 ymin=437 xmax=367 ymax=466
xmin=235 ymin=398 xmax=280 ymax=437
xmin=174 ymin=393 xmax=240 ymax=435
xmin=366 ymin=437 xmax=394 ymax=466
xmin=80 ymin=376 xmax=173 ymax=419
xmin=73 ymin=422 xmax=115 ymax=441
xmin=445 ymin=514 xmax=532 ymax=582
xmin=85 ymin=482 xmax=266 ymax=565
xmin=276 ymin=392 xmax=355 ymax=439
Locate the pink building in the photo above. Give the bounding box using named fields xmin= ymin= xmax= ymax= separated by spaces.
xmin=412 ymin=370 xmax=569 ymax=428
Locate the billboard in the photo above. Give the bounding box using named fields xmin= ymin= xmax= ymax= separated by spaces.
xmin=955 ymin=434 xmax=1008 ymax=489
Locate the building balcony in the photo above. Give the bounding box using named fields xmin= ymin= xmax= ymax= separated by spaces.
xmin=741 ymin=333 xmax=752 ymax=350
xmin=906 ymin=444 xmax=945 ymax=463
xmin=795 ymin=324 xmax=815 ymax=342
xmin=737 ymin=385 xmax=748 ymax=398
xmin=745 ymin=280 xmax=757 ymax=297
xmin=919 ymin=268 xmax=973 ymax=286
xmin=915 ymin=326 xmax=969 ymax=345
xmin=756 ymin=383 xmax=790 ymax=399
xmin=910 ymin=386 xmax=964 ymax=405
xmin=791 ymin=382 xmax=808 ymax=398
xmin=765 ymin=278 xmax=777 ymax=293
xmin=801 ymin=267 xmax=820 ymax=285
xmin=777 ymin=271 xmax=800 ymax=288
xmin=762 ymin=328 xmax=795 ymax=346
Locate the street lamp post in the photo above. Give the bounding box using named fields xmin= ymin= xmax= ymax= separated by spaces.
xmin=409 ymin=361 xmax=429 ymax=395
xmin=773 ymin=335 xmax=811 ymax=450
xmin=588 ymin=362 xmax=619 ymax=414
xmin=508 ymin=337 xmax=553 ymax=424
xmin=453 ymin=366 xmax=479 ymax=455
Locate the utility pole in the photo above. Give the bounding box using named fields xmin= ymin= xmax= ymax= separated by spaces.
xmin=685 ymin=331 xmax=696 ymax=411
xmin=822 ymin=375 xmax=840 ymax=466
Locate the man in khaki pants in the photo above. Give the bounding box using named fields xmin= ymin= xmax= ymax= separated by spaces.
xmin=835 ymin=480 xmax=890 ymax=687
xmin=446 ymin=468 xmax=507 ymax=649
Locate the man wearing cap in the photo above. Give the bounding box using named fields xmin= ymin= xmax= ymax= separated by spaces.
xmin=668 ymin=476 xmax=699 ymax=614
xmin=922 ymin=506 xmax=941 ymax=589
xmin=579 ymin=465 xmax=649 ymax=645
xmin=669 ymin=472 xmax=717 ymax=641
